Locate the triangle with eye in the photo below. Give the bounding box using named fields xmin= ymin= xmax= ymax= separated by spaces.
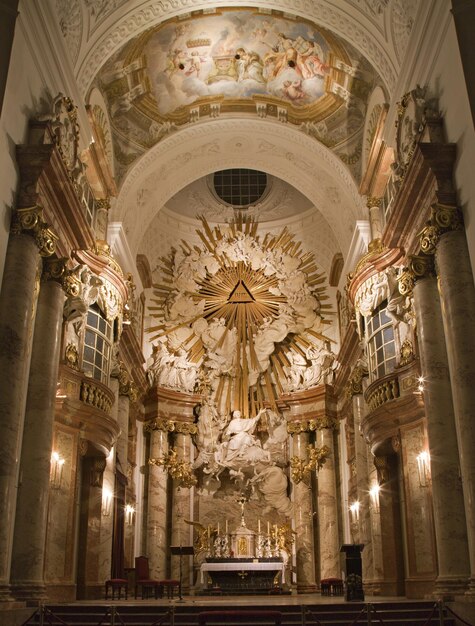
xmin=228 ymin=279 xmax=255 ymax=303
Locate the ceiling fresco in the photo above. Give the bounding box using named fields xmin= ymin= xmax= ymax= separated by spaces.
xmin=95 ymin=8 xmax=382 ymax=185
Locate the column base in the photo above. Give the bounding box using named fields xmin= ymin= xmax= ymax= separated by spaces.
xmin=11 ymin=583 xmax=47 ymax=604
xmin=0 ymin=584 xmax=15 ymax=603
xmin=433 ymin=576 xmax=469 ymax=600
xmin=464 ymin=578 xmax=475 ymax=597
xmin=297 ymin=583 xmax=318 ymax=594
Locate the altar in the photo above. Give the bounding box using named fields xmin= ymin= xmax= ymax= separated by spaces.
xmin=200 ymin=558 xmax=285 ymax=593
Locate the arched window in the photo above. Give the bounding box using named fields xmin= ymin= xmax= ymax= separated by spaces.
xmin=366 ymin=301 xmax=396 ymax=381
xmin=82 ymin=304 xmax=113 ymax=383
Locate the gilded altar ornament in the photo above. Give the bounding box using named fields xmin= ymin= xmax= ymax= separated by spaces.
xmin=149 ymin=447 xmax=197 ymax=488
xmin=290 ymin=443 xmax=330 ymax=484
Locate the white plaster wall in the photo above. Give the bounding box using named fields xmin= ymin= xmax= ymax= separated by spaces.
xmin=0 ymin=15 xmax=50 ymax=283
xmin=428 ymin=18 xmax=475 ymax=275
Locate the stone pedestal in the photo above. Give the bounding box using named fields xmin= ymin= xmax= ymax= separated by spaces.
xmin=414 ymin=275 xmax=469 ymax=597
xmin=10 ymin=276 xmax=65 ymax=601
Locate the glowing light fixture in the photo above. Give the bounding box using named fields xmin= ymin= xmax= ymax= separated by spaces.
xmin=50 ymin=451 xmax=65 ymax=490
xmin=417 ymin=450 xmax=431 ymax=487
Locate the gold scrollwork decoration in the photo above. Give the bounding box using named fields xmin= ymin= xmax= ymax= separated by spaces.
xmin=409 ymin=254 xmax=435 ymax=278
xmin=42 ymin=257 xmax=68 ymax=283
xmin=399 ymin=339 xmax=415 ymax=366
xmin=144 ymin=419 xmax=197 ymax=435
xmin=65 ymin=343 xmax=80 ymax=369
xmin=345 ymin=363 xmax=368 ymax=398
xmin=13 ymin=206 xmax=58 ymax=257
xmin=431 ymin=202 xmax=463 ymax=232
xmin=397 ymin=268 xmax=415 ymax=297
xmin=149 ymin=448 xmax=197 ymax=489
xmin=419 ymin=224 xmax=440 ymax=255
xmin=290 ymin=444 xmax=330 ymax=484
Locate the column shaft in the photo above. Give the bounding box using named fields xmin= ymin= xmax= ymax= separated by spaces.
xmin=435 ymin=229 xmax=475 ymax=593
xmin=353 ymin=396 xmax=372 ymax=583
xmin=316 ymin=428 xmax=340 ymax=580
xmin=147 ymin=429 xmax=169 ymax=578
xmin=10 ymin=278 xmax=64 ymax=600
xmin=171 ymin=433 xmax=192 ymax=586
xmin=0 ymin=233 xmax=40 ymax=599
xmin=292 ymin=432 xmax=317 ymax=592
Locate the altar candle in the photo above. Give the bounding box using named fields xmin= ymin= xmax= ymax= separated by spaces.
xmin=207 ymin=525 xmax=210 ymax=540
xmin=226 ymin=519 xmax=228 ymax=534
xmin=258 ymin=519 xmax=261 ymax=534
xmin=267 ymin=521 xmax=270 ymax=535
xmin=217 ymin=522 xmax=220 ymax=535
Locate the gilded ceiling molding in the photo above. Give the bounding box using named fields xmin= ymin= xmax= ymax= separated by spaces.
xmin=76 ymin=1 xmax=397 ymax=97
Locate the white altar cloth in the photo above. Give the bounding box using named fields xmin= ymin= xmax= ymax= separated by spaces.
xmin=200 ymin=561 xmax=285 ymax=584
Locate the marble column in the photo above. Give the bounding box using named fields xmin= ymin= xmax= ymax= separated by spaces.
xmin=412 ymin=273 xmax=470 ymax=596
xmin=171 ymin=432 xmax=193 ymax=586
xmin=116 ymin=394 xmax=130 ymax=476
xmin=433 ymin=226 xmax=475 ymax=594
xmin=367 ymin=458 xmax=384 ymax=594
xmin=77 ymin=456 xmax=107 ymax=599
xmin=315 ymin=426 xmax=340 ymax=580
xmin=292 ymin=431 xmax=317 ymax=592
xmin=147 ymin=427 xmax=169 ymax=578
xmin=367 ymin=197 xmax=383 ymax=242
xmin=0 ymin=209 xmax=55 ymax=601
xmin=10 ymin=263 xmax=66 ymax=601
xmin=352 ymin=395 xmax=373 ymax=584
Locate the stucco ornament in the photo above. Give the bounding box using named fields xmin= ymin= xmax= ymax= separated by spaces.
xmin=146 ymin=215 xmax=334 ymax=514
xmin=147 ymin=215 xmax=334 ymax=412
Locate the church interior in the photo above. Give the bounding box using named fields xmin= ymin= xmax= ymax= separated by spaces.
xmin=1 ymin=0 xmax=475 ymax=623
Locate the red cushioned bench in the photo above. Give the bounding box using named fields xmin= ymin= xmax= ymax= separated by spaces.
xmin=198 ymin=611 xmax=282 ymax=626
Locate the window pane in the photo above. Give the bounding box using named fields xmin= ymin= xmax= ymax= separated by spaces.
xmin=383 ymin=327 xmax=393 ymax=342
xmin=385 ymin=342 xmax=395 ymax=358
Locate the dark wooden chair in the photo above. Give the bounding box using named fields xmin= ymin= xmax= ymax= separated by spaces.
xmin=159 ymin=577 xmax=180 ymax=599
xmin=134 ymin=556 xmax=163 ymax=599
xmin=320 ymin=577 xmax=344 ymax=596
xmin=105 ymin=577 xmax=128 ymax=600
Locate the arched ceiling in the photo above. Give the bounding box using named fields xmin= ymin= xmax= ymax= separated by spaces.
xmin=51 ymin=0 xmax=420 ymax=271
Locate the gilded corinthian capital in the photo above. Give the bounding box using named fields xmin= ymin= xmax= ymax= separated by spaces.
xmin=398 ymin=254 xmax=435 ymax=296
xmin=11 ymin=206 xmax=58 ymax=257
xmin=431 ymin=202 xmax=463 ymax=232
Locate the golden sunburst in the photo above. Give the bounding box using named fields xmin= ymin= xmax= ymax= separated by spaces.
xmin=147 ymin=215 xmax=334 ymax=416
